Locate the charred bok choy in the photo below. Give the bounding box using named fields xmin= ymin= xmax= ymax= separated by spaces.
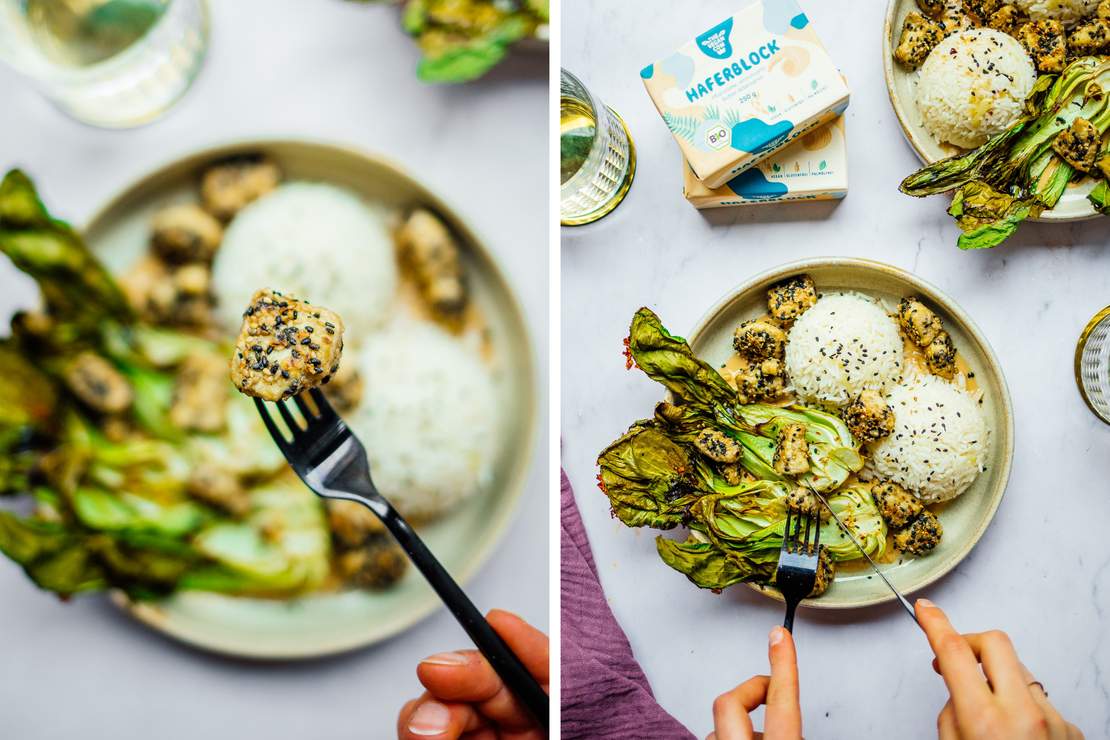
xmin=597 ymin=308 xmax=881 ymax=597
xmin=901 ymin=56 xmax=1110 ymax=249
xmin=0 ymin=170 xmax=336 ymax=600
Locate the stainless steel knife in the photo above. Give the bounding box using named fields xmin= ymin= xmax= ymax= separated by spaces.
xmin=803 ymin=481 xmax=919 ymax=624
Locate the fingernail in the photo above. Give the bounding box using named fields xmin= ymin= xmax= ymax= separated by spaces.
xmin=421 ymin=651 xmax=469 ymax=666
xmin=769 ymin=626 xmax=784 ymax=646
xmin=408 ymin=701 xmax=451 ymax=736
xmin=917 ymin=598 xmax=935 ymax=609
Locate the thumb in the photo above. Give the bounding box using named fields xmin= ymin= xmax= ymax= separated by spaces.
xmin=763 ymin=626 xmax=802 ymax=739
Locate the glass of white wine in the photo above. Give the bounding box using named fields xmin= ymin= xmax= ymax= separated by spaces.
xmin=1076 ymin=306 xmax=1110 ymax=425
xmin=560 ymin=68 xmax=635 ymax=226
xmin=0 ymin=0 xmax=209 ymax=128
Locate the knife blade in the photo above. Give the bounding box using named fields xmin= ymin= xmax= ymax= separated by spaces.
xmin=802 ymin=481 xmax=918 ymax=624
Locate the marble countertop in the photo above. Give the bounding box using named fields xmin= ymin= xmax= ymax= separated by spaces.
xmin=562 ymin=2 xmax=1110 ymax=737
xmin=0 ymin=2 xmax=547 ymax=738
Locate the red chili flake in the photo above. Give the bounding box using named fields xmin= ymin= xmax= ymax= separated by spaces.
xmin=622 ymin=336 xmax=635 ymax=370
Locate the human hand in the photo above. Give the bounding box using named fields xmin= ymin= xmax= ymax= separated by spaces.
xmin=396 ymin=610 xmax=549 ymax=739
xmin=707 ymin=625 xmax=802 ymax=740
xmin=916 ymin=598 xmax=1083 ymax=740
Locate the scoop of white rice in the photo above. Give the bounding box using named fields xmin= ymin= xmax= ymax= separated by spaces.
xmin=863 ymin=372 xmax=989 ymax=503
xmin=212 ymin=182 xmax=397 ymax=337
xmin=347 ymin=319 xmax=499 ymax=519
xmin=1014 ymin=0 xmax=1098 ymax=24
xmin=784 ymin=293 xmax=904 ymax=408
xmin=916 ymin=29 xmax=1037 ymax=149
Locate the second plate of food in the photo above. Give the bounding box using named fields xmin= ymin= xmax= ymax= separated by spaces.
xmin=882 ymin=0 xmax=1105 ymax=222
xmin=685 ymin=258 xmax=1013 ymax=609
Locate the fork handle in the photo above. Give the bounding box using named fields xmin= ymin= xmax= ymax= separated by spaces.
xmin=783 ymin=598 xmax=800 ymax=633
xmin=374 ymin=503 xmax=550 ymax=729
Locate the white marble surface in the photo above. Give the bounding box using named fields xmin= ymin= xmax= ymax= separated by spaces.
xmin=0 ymin=2 xmax=547 ymax=738
xmin=562 ymin=2 xmax=1110 ymax=738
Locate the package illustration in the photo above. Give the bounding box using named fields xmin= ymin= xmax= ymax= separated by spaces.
xmin=682 ymin=115 xmax=848 ymax=208
xmin=641 ymin=0 xmax=850 ymax=188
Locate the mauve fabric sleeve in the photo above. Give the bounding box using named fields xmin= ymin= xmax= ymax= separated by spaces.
xmin=560 ymin=470 xmax=695 ymax=739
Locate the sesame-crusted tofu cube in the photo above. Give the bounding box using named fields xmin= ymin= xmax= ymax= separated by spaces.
xmin=1018 ymin=20 xmax=1066 ymax=74
xmin=872 ymin=480 xmax=924 ymax=529
xmin=962 ymin=0 xmax=1001 ymax=23
xmin=734 ymin=358 xmax=786 ymax=404
xmin=894 ymin=12 xmax=947 ymax=70
xmin=988 ymin=4 xmax=1024 ymax=34
xmin=151 ymin=204 xmax=223 ymax=263
xmin=336 ymin=536 xmax=409 ymax=590
xmin=767 ymin=275 xmax=817 ymax=322
xmin=395 ymin=209 xmax=467 ymax=322
xmin=230 ymin=289 xmax=345 ymax=402
xmin=200 ymin=155 xmax=281 ymax=221
xmin=843 ymin=390 xmax=896 ymax=443
xmin=693 ymin=428 xmax=742 ymax=463
xmin=718 ymin=462 xmax=754 ymax=486
xmin=733 ymin=318 xmax=787 ymax=360
xmin=897 ymin=297 xmax=943 ymax=347
xmin=170 ymin=352 xmax=229 ymax=432
xmin=1052 ymin=117 xmax=1102 ymax=174
xmin=1067 ymin=18 xmax=1110 ymax=54
xmin=916 ymin=0 xmax=946 ymax=18
xmin=809 ymin=548 xmax=836 ymax=596
xmin=1099 ymin=0 xmax=1110 ymax=19
xmin=784 ymin=486 xmax=821 ymax=517
xmin=64 ymin=352 xmax=133 ymax=414
xmin=773 ymin=423 xmax=810 ymax=476
xmin=894 ymin=510 xmax=943 ymax=555
xmin=925 ymin=330 xmax=958 ymax=379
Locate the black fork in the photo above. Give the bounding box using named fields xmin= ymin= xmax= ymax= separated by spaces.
xmin=254 ymin=389 xmax=548 ymax=729
xmin=775 ymin=508 xmax=821 ymax=633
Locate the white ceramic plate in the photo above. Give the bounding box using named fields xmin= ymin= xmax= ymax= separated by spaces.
xmin=82 ymin=139 xmax=537 ymax=658
xmin=882 ymin=0 xmax=1100 ymax=223
xmin=683 ymin=257 xmax=1014 ymax=609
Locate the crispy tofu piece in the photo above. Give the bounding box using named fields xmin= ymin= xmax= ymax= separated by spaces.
xmin=809 ymin=548 xmax=836 ymax=596
xmin=784 ymin=486 xmax=821 ymax=517
xmin=988 ymin=4 xmax=1025 ymax=34
xmin=963 ymin=0 xmax=1001 ymax=24
xmin=766 ymin=275 xmax=817 ymax=322
xmin=916 ymin=0 xmax=946 ymax=19
xmin=64 ymin=352 xmax=133 ymax=414
xmin=187 ymin=463 xmax=249 ymax=517
xmin=734 ymin=358 xmax=786 ymax=404
xmin=1100 ymin=0 xmax=1110 ymax=19
xmin=327 ymin=499 xmax=385 ymax=548
xmin=871 ymin=481 xmax=924 ymax=529
xmin=230 ymin=289 xmax=345 ymax=402
xmin=693 ymin=428 xmax=742 ymax=464
xmin=336 ymin=536 xmax=408 ymax=590
xmin=1053 ymin=117 xmax=1102 ymax=173
xmin=718 ymin=462 xmax=754 ymax=486
xmin=894 ymin=510 xmax=943 ymax=555
xmin=897 ymin=297 xmax=943 ymax=347
xmin=150 ymin=204 xmax=223 ymax=264
xmin=773 ymin=423 xmax=810 ymax=476
xmin=895 ymin=11 xmax=948 ymax=69
xmin=170 ymin=353 xmax=228 ymax=433
xmin=1068 ymin=18 xmax=1110 ymax=54
xmin=733 ymin=318 xmax=787 ymax=360
xmin=843 ymin=390 xmax=896 ymax=443
xmin=395 ymin=209 xmax=467 ymax=321
xmin=925 ymin=330 xmax=958 ymax=379
xmin=121 ymin=255 xmax=213 ymax=328
xmin=200 ymin=155 xmax=281 ymax=221
xmin=1018 ymin=20 xmax=1067 ymax=74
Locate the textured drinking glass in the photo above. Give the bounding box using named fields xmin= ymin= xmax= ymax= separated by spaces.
xmin=0 ymin=0 xmax=209 ymax=128
xmin=560 ymin=68 xmax=635 ymax=226
xmin=1076 ymin=306 xmax=1110 ymax=424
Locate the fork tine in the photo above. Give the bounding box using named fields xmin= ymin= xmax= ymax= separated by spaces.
xmin=308 ymin=388 xmax=337 ymax=420
xmin=275 ymin=399 xmax=301 ymax=436
xmin=803 ymin=513 xmax=813 ymax=555
xmin=785 ymin=508 xmax=795 ymax=553
xmin=813 ymin=511 xmax=821 ymax=553
xmin=253 ymin=398 xmax=290 ymax=451
xmin=292 ymin=393 xmax=316 ymax=421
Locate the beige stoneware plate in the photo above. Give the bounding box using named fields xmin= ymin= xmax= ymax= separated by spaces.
xmin=685 ymin=257 xmax=1013 ymax=609
xmin=83 ymin=139 xmax=536 ymax=658
xmin=882 ymin=0 xmax=1099 ymax=222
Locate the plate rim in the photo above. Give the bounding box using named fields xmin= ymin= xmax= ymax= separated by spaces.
xmin=83 ymin=136 xmax=538 ymax=659
xmin=684 ymin=256 xmax=1015 ymax=610
xmin=880 ymin=0 xmax=1101 ymax=224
